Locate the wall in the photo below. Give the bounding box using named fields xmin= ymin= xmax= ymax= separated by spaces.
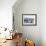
xmin=0 ymin=0 xmax=16 ymax=30
xmin=13 ymin=0 xmax=41 ymax=46
xmin=41 ymin=0 xmax=46 ymax=46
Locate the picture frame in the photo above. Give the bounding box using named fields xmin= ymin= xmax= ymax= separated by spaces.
xmin=22 ymin=14 xmax=37 ymax=26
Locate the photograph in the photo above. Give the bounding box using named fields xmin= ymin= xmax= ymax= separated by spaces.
xmin=0 ymin=0 xmax=45 ymax=46
xmin=22 ymin=14 xmax=37 ymax=26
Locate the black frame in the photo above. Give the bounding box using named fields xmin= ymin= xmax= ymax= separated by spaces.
xmin=22 ymin=14 xmax=37 ymax=26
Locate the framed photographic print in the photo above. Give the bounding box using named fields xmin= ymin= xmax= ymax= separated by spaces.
xmin=22 ymin=14 xmax=37 ymax=26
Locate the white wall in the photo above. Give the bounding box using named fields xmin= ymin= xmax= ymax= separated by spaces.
xmin=41 ymin=0 xmax=46 ymax=46
xmin=13 ymin=0 xmax=41 ymax=46
xmin=0 ymin=0 xmax=16 ymax=30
